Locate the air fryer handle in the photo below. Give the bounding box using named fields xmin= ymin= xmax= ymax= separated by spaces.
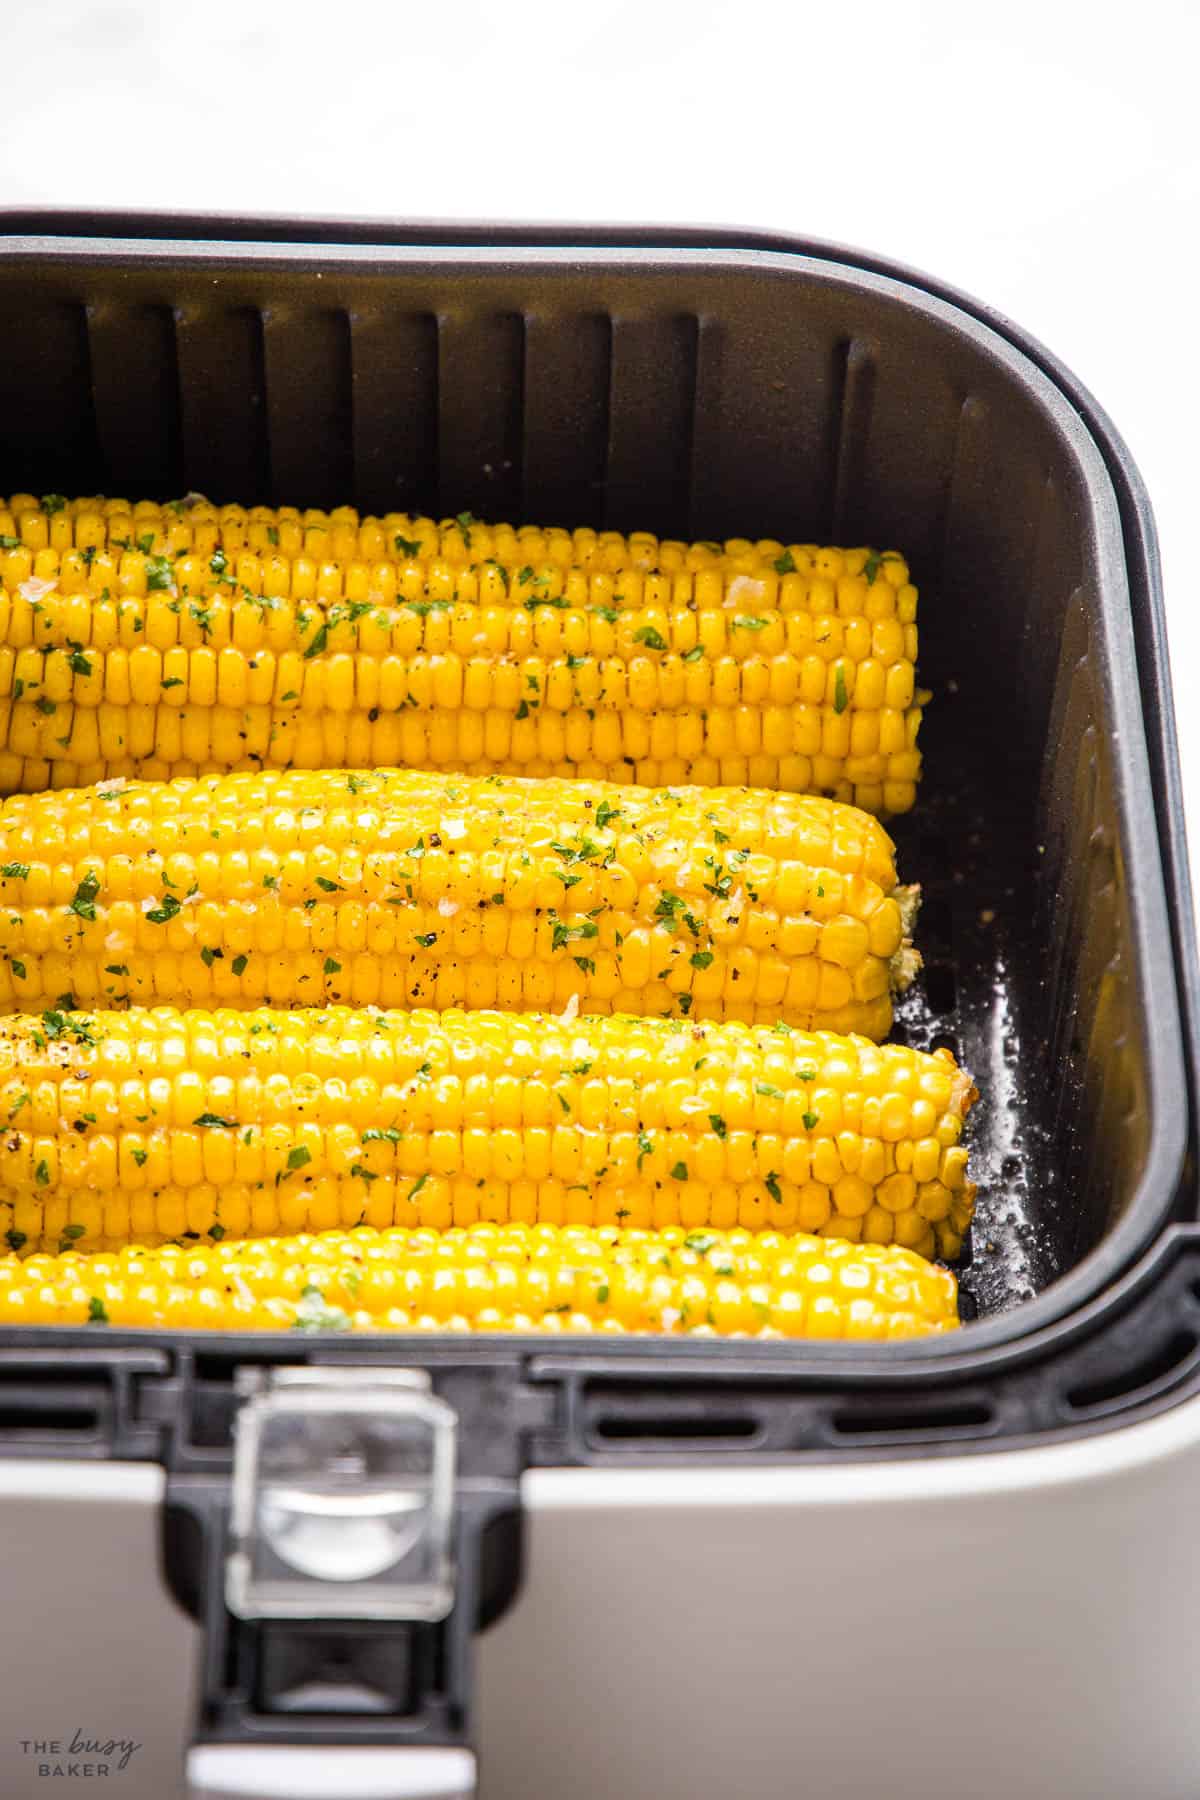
xmin=186 ymin=1743 xmax=477 ymax=1799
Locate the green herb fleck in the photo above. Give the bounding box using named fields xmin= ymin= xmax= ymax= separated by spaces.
xmin=632 ymin=625 xmax=668 ymax=652
xmin=834 ymin=666 xmax=849 ymax=714
xmin=87 ymin=1295 xmax=109 ymax=1323
xmin=287 ymin=1146 xmax=312 ymax=1171
xmin=145 ymin=892 xmax=181 ymax=924
xmin=294 ymin=1283 xmax=351 ymax=1334
xmin=145 ymin=554 xmax=175 ymax=593
xmin=0 ymin=862 xmax=29 ymax=879
xmin=773 ymin=549 xmax=796 ymax=575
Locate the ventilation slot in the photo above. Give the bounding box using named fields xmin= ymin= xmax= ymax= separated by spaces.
xmin=1066 ymin=1331 xmax=1199 ymax=1413
xmin=590 ymin=1411 xmax=760 ymax=1444
xmin=0 ymin=1395 xmax=101 ymax=1441
xmin=830 ymin=1398 xmax=993 ymax=1441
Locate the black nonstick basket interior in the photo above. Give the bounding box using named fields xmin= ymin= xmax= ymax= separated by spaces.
xmin=0 ymin=224 xmax=1189 ymax=1392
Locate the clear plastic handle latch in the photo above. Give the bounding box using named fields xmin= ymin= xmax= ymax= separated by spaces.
xmin=226 ymin=1367 xmax=457 ymax=1622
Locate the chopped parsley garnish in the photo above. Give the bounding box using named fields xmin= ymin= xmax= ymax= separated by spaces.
xmin=632 ymin=625 xmax=668 ymax=652
xmin=131 ymin=1148 xmax=148 ymax=1166
xmin=286 ymin=1146 xmax=312 ymax=1171
xmin=34 ymin=1158 xmax=50 ymax=1185
xmin=690 ymin=950 xmax=714 ymax=969
xmin=765 ymin=1172 xmax=782 ymax=1203
xmin=294 ymin=1284 xmax=351 ymax=1334
xmin=773 ymin=549 xmax=796 ymax=575
xmin=595 ymin=800 xmax=620 ymax=830
xmin=5 ymin=1229 xmax=26 ymax=1252
xmin=323 ymin=957 xmax=341 ymax=975
xmin=802 ymin=1110 xmax=819 ymax=1131
xmin=87 ymin=1296 xmax=109 ymax=1323
xmin=394 ymin=533 xmax=422 ymax=558
xmin=708 ymin=1114 xmax=727 ymax=1138
xmin=733 ymin=614 xmax=769 ymax=631
xmin=863 ymin=551 xmax=882 ymax=585
xmin=637 ymin=1130 xmax=653 ymax=1170
xmin=145 ymin=554 xmax=175 ymax=592
xmin=145 ymin=892 xmax=181 ymax=924
xmin=232 ymin=954 xmax=249 ymax=976
xmin=363 ymin=1126 xmax=402 ymax=1144
xmin=194 ymin=1112 xmax=237 ymax=1129
xmin=833 ymin=666 xmax=849 ymax=714
xmin=414 ymin=931 xmax=437 ymax=948
xmin=755 ymin=1082 xmax=784 ymax=1098
xmin=314 ymin=876 xmax=341 ymax=892
xmin=34 ymin=697 xmax=56 ymax=716
xmin=0 ymin=862 xmax=29 ymax=879
xmin=670 ymin=1160 xmax=689 ymax=1181
xmin=551 ymin=919 xmax=598 ymax=951
xmin=40 ymin=494 xmax=66 ymax=515
xmin=682 ymin=644 xmax=705 ymax=662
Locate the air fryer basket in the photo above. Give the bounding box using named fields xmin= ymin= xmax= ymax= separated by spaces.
xmin=0 ymin=224 xmax=1192 ymax=1415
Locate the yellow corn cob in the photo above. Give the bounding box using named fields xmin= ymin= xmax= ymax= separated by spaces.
xmin=0 ymin=1007 xmax=976 ymax=1262
xmin=0 ymin=494 xmax=922 ymax=813
xmin=0 ymin=1222 xmax=959 ymax=1339
xmin=0 ymin=768 xmax=917 ymax=1037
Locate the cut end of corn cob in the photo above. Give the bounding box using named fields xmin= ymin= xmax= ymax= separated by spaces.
xmin=0 ymin=1005 xmax=977 ymax=1263
xmin=0 ymin=495 xmax=922 ymax=815
xmin=0 ymin=1222 xmax=960 ymax=1339
xmin=0 ymin=766 xmax=917 ymax=1037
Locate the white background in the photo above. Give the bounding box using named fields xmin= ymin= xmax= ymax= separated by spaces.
xmin=1 ymin=0 xmax=1196 ymax=886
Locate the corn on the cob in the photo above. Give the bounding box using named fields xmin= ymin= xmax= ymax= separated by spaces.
xmin=0 ymin=768 xmax=918 ymax=1036
xmin=0 ymin=1222 xmax=958 ymax=1338
xmin=0 ymin=1006 xmax=976 ymax=1261
xmin=0 ymin=494 xmax=922 ymax=813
